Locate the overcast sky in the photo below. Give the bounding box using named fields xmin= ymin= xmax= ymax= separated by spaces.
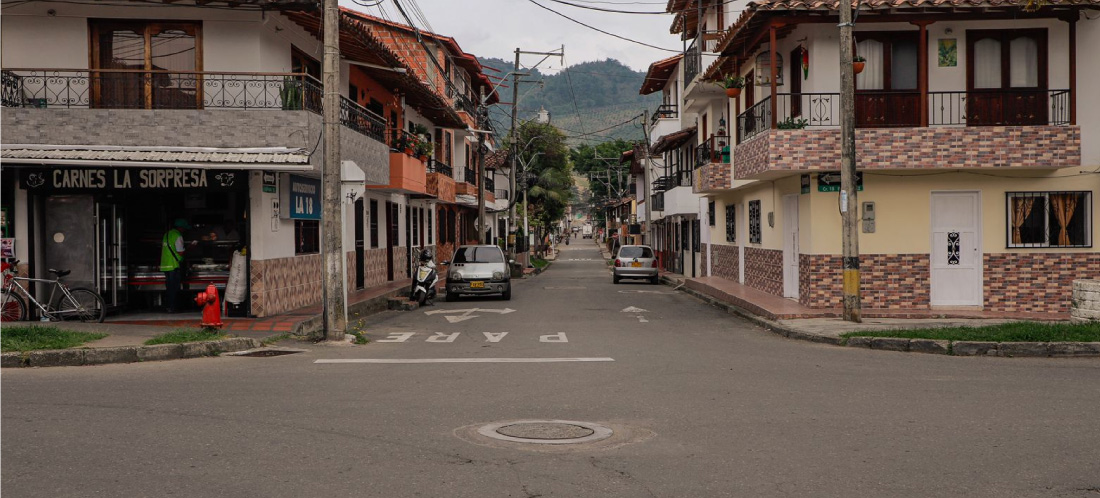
xmin=338 ymin=0 xmax=684 ymax=73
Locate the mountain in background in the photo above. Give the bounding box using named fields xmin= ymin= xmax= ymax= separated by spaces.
xmin=479 ymin=57 xmax=660 ymax=146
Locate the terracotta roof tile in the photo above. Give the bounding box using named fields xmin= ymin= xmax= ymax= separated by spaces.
xmin=640 ymin=54 xmax=683 ymax=95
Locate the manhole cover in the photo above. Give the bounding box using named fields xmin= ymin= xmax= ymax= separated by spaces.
xmin=225 ymin=348 xmax=305 ymax=357
xmin=477 ymin=420 xmax=612 ymax=445
xmin=497 ymin=422 xmax=595 ymax=440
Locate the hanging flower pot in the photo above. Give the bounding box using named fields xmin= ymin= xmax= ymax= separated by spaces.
xmin=853 ymin=57 xmax=866 ymax=75
xmin=725 ymin=87 xmax=742 ymax=98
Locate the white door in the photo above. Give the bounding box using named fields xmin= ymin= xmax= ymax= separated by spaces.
xmin=931 ymin=191 xmax=982 ymax=307
xmin=782 ymin=195 xmax=799 ymax=299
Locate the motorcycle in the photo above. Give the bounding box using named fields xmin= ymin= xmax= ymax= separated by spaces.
xmin=410 ymin=249 xmax=438 ymax=306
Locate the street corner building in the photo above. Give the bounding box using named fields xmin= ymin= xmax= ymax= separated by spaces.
xmin=0 ymin=0 xmax=511 ymax=319
xmin=632 ymin=0 xmax=1099 ymax=316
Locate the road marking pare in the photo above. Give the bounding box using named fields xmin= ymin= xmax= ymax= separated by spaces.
xmin=374 ymin=332 xmax=567 ymax=343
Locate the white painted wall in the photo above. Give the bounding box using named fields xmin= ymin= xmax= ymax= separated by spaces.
xmin=1078 ymin=15 xmax=1100 ymax=166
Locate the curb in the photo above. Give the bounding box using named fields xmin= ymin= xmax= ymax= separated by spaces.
xmin=1 ymin=337 xmax=263 ymax=368
xmin=668 ymin=279 xmax=1100 ymax=359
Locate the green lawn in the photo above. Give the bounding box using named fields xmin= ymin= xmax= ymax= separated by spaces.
xmin=531 ymin=258 xmax=550 ymax=270
xmin=144 ymin=328 xmax=227 ymax=345
xmin=1 ymin=325 xmax=108 ymax=352
xmin=841 ymin=321 xmax=1100 ymax=343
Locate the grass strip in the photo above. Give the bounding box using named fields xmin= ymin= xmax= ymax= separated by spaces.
xmin=841 ymin=321 xmax=1100 ymax=343
xmin=1 ymin=325 xmax=108 ymax=352
xmin=144 ymin=328 xmax=227 ymax=346
xmin=531 ymin=258 xmax=550 ymax=270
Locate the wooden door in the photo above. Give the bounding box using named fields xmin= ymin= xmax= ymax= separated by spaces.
xmin=354 ymin=198 xmax=365 ymax=289
xmin=385 ymin=201 xmax=397 ymax=281
xmin=966 ymin=29 xmax=1048 ymax=126
xmin=855 ymin=33 xmax=920 ymax=127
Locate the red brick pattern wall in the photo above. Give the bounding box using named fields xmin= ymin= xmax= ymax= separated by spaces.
xmin=249 ymin=254 xmax=322 ymax=317
xmin=700 ymin=244 xmax=708 ymax=275
xmin=799 ymin=254 xmax=931 ymax=309
xmin=709 ymin=243 xmax=740 ymax=282
xmin=745 ymin=247 xmax=782 ymax=296
xmin=734 ymin=126 xmax=1080 ymax=180
xmin=694 ymin=161 xmax=732 ymax=193
xmin=985 ymin=253 xmax=1100 ymax=313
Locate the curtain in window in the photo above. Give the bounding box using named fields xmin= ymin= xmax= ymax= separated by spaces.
xmin=856 ymin=39 xmax=884 ymax=90
xmin=1050 ymin=193 xmax=1078 ymax=246
xmin=974 ymin=38 xmax=1002 ymax=89
xmin=1009 ymin=36 xmax=1039 ymax=88
xmin=1011 ymin=196 xmax=1035 ymax=245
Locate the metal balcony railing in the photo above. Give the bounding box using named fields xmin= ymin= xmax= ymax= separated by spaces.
xmin=465 ymin=167 xmax=477 ymax=185
xmin=651 ymin=103 xmax=677 ymax=126
xmin=695 ymin=135 xmax=730 ymax=167
xmin=485 ymin=176 xmax=495 ymax=192
xmin=428 ymin=158 xmax=453 ymax=177
xmin=735 ymin=89 xmax=1072 ymax=143
xmin=683 ymin=39 xmax=701 ymax=85
xmin=1 ymin=69 xmax=387 ymax=144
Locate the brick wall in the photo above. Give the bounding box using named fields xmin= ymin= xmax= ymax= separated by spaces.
xmin=249 ymin=254 xmax=322 ymax=317
xmin=734 ymin=126 xmax=1080 ymax=180
xmin=694 ymin=161 xmax=732 ymax=193
xmin=985 ymin=253 xmax=1100 ymax=313
xmin=709 ymin=243 xmax=740 ymax=282
xmin=799 ymin=254 xmax=931 ymax=309
xmin=745 ymin=247 xmax=782 ymax=296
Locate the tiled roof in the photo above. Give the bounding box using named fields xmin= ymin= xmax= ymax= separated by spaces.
xmin=1 ymin=145 xmax=311 ymax=169
xmin=651 ymin=126 xmax=697 ymax=155
xmin=485 ymin=150 xmax=510 ymax=170
xmin=640 ymin=54 xmax=683 ymax=95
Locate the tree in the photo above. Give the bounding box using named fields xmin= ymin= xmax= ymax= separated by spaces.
xmin=570 ymin=139 xmax=636 ymax=225
xmin=509 ymin=121 xmax=574 ymax=256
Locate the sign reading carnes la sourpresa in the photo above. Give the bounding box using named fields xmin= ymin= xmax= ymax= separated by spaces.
xmin=18 ymin=168 xmax=242 ymax=191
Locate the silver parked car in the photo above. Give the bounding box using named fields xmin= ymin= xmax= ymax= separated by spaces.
xmin=443 ymin=245 xmax=512 ymax=301
xmin=612 ymin=245 xmax=659 ymax=284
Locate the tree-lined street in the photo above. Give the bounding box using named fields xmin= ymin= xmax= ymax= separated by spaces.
xmin=3 ymin=243 xmax=1098 ymax=497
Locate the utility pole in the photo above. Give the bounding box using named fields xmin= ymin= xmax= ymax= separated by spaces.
xmin=477 ymin=86 xmax=487 ymax=244
xmin=320 ymin=0 xmax=346 ymax=339
xmin=509 ymin=48 xmax=521 ymax=258
xmin=838 ymin=0 xmax=861 ymax=322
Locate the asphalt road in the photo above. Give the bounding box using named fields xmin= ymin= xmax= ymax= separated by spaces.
xmin=3 ymin=243 xmax=1100 ymax=497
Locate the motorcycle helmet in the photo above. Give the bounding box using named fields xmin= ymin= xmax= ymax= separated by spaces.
xmin=419 ymin=249 xmax=433 ymax=262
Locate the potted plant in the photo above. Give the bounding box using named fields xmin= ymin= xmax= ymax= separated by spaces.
xmin=414 ymin=140 xmax=433 ymax=163
xmin=280 ymin=76 xmax=302 ymax=110
xmin=718 ymin=74 xmax=746 ymax=98
xmin=853 ymin=55 xmax=866 ymax=75
xmin=399 ymin=134 xmax=415 ymax=155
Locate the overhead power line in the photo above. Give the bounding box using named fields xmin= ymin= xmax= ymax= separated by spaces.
xmin=524 ymin=0 xmax=680 ymax=53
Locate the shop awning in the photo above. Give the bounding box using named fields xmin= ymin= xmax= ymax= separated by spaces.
xmin=0 ymin=145 xmax=313 ymax=171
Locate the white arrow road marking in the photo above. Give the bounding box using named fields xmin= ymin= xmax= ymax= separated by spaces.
xmin=425 ymin=308 xmax=516 ymax=323
xmin=621 ymin=306 xmax=649 ymax=313
xmin=636 ymin=315 xmax=649 ymax=323
xmin=445 ymin=315 xmax=478 ymax=323
xmin=483 ymin=332 xmax=508 ymax=342
xmin=315 ymin=358 xmax=615 ymax=364
xmin=617 ymin=290 xmax=674 ymax=295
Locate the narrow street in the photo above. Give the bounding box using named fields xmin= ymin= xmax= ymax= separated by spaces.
xmin=2 ymin=243 xmax=1098 ymax=497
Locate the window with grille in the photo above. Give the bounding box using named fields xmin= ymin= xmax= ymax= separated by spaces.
xmin=749 ymin=200 xmax=762 ymax=244
xmin=294 ymin=220 xmax=319 ymax=254
xmin=369 ymin=199 xmax=379 ymax=248
xmin=725 ymin=204 xmax=736 ymax=242
xmin=1006 ymin=192 xmax=1091 ymax=248
xmin=708 ymin=201 xmax=716 ymax=226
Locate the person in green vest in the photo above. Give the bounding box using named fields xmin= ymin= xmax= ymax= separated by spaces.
xmin=161 ymin=218 xmax=197 ymax=313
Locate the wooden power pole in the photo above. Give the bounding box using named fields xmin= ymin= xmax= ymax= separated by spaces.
xmin=321 ymin=0 xmax=346 ymax=339
xmin=838 ymin=0 xmax=861 ymax=322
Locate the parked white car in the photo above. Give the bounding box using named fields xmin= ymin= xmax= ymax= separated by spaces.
xmin=612 ymin=245 xmax=658 ymax=284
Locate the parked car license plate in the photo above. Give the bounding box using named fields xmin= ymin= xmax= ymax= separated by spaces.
xmin=470 ymin=281 xmax=485 ymax=289
xmin=631 ymin=262 xmax=642 ymax=268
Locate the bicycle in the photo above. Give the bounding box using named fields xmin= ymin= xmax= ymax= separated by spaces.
xmin=1 ymin=260 xmax=105 ymax=323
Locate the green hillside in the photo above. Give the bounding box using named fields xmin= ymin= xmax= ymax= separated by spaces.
xmin=480 ymin=57 xmax=660 ymax=145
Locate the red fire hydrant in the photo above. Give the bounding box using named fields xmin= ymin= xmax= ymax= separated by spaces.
xmin=194 ymin=284 xmax=223 ymax=329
